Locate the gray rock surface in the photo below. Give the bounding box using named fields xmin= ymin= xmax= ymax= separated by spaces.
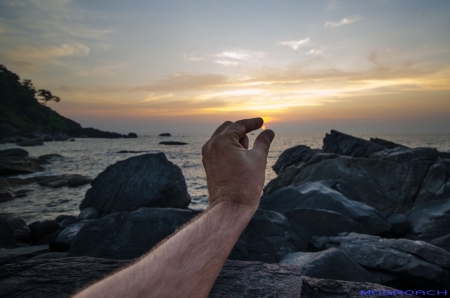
xmin=0 ymin=148 xmax=29 ymax=158
xmin=280 ymin=247 xmax=376 ymax=283
xmin=313 ymin=232 xmax=450 ymax=289
xmin=0 ymin=157 xmax=44 ymax=176
xmin=322 ymin=130 xmax=385 ymax=157
xmin=17 ymin=137 xmax=44 ymax=146
xmin=53 ymin=221 xmax=89 ymax=251
xmin=415 ymin=157 xmax=450 ymax=205
xmin=80 ymin=153 xmax=191 ymax=214
xmin=0 ymin=245 xmax=48 ymax=265
xmin=260 ymin=182 xmax=391 ymax=235
xmin=386 ymin=213 xmax=411 ymax=236
xmin=78 ymin=207 xmax=100 ymax=220
xmin=69 ymin=208 xmax=197 ymax=259
xmin=272 ymin=145 xmax=322 ymax=175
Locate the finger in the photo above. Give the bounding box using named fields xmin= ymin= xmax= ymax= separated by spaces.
xmin=252 ymin=129 xmax=275 ymax=157
xmin=211 ymin=121 xmax=233 ymax=138
xmin=239 ymin=135 xmax=249 ymax=149
xmin=225 ymin=118 xmax=263 ymax=140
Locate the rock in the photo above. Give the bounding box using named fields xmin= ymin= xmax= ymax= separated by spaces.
xmin=0 ymin=218 xmax=17 ymax=248
xmin=38 ymin=154 xmax=63 ymax=162
xmin=370 ymin=146 xmax=438 ymax=162
xmin=67 ymin=175 xmax=92 ymax=187
xmin=59 ymin=216 xmax=79 ymax=229
xmin=70 ymin=138 xmax=75 ymax=141
xmin=36 ymin=230 xmax=61 ymax=246
xmin=0 ymin=189 xmax=15 ymax=203
xmin=0 ymin=258 xmax=305 ymax=298
xmin=405 ymin=198 xmax=450 ymax=243
xmin=285 ymin=208 xmax=363 ymax=244
xmin=159 ymin=133 xmax=171 ymax=136
xmin=263 ymin=165 xmax=303 ymax=195
xmin=0 ymin=245 xmax=49 ymax=265
xmin=430 ymin=234 xmax=450 ymax=252
xmin=280 ymin=247 xmax=376 ymax=283
xmin=5 ymin=178 xmax=31 ymax=187
xmin=4 ymin=217 xmax=31 ymax=243
xmin=13 ymin=189 xmax=33 ymax=197
xmin=159 ymin=141 xmax=188 ymax=145
xmin=78 ymin=207 xmax=100 ymax=220
xmin=234 ymin=209 xmax=304 ymax=262
xmin=53 ymin=135 xmax=69 ymax=141
xmin=291 ymin=149 xmax=436 ymax=213
xmin=414 ymin=157 xmax=450 ymax=205
xmin=260 ymin=182 xmax=391 ymax=235
xmin=323 ymin=130 xmax=385 ymax=157
xmin=67 ymin=127 xmax=122 ymax=139
xmin=42 ymin=135 xmax=54 ymax=141
xmin=30 ymin=252 xmax=69 ymax=260
xmin=313 ymin=232 xmax=450 ymax=289
xmin=32 ymin=220 xmax=60 ymax=244
xmin=125 ymin=132 xmax=137 ymax=138
xmin=17 ymin=137 xmax=44 ymax=146
xmin=301 ymin=277 xmax=420 ymax=298
xmin=69 ymin=208 xmax=197 ymax=259
xmin=0 ymin=148 xmax=28 ymax=157
xmin=55 ymin=214 xmax=73 ymax=222
xmin=439 ymin=151 xmax=450 ymax=159
xmin=117 ymin=150 xmax=149 ymax=153
xmin=386 ymin=213 xmax=411 ymax=236
xmin=0 ymin=179 xmax=12 ymax=190
xmin=53 ymin=221 xmax=89 ymax=251
xmin=369 ymin=137 xmax=407 ymax=149
xmin=80 ymin=153 xmax=191 ymax=214
xmin=0 ymin=157 xmax=44 ymax=176
xmin=0 ymin=137 xmax=16 ymax=143
xmin=272 ymin=145 xmax=322 ymax=175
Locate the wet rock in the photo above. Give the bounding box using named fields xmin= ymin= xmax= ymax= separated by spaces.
xmin=60 ymin=216 xmax=79 ymax=229
xmin=67 ymin=175 xmax=93 ymax=187
xmin=118 ymin=150 xmax=149 ymax=153
xmin=0 ymin=218 xmax=17 ymax=248
xmin=0 ymin=245 xmax=49 ymax=265
xmin=36 ymin=230 xmax=60 ymax=245
xmin=5 ymin=217 xmax=30 ymax=243
xmin=125 ymin=132 xmax=137 ymax=138
xmin=0 ymin=179 xmax=12 ymax=189
xmin=53 ymin=221 xmax=88 ymax=251
xmin=0 ymin=158 xmax=44 ymax=176
xmin=405 ymin=198 xmax=450 ymax=243
xmin=70 ymin=138 xmax=75 ymax=141
xmin=312 ymin=232 xmax=450 ymax=289
xmin=17 ymin=137 xmax=44 ymax=146
xmin=55 ymin=214 xmax=72 ymax=222
xmin=6 ymin=178 xmax=31 ymax=187
xmin=386 ymin=213 xmax=411 ymax=236
xmin=67 ymin=127 xmax=122 ymax=139
xmin=430 ymin=234 xmax=450 ymax=252
xmin=0 ymin=148 xmax=28 ymax=158
xmin=38 ymin=154 xmax=63 ymax=162
xmin=260 ymin=182 xmax=391 ymax=235
xmin=78 ymin=207 xmax=100 ymax=220
xmin=272 ymin=145 xmax=322 ymax=175
xmin=42 ymin=135 xmax=54 ymax=142
xmin=159 ymin=141 xmax=188 ymax=145
xmin=80 ymin=153 xmax=191 ymax=214
xmin=159 ymin=133 xmax=171 ymax=137
xmin=322 ymin=130 xmax=385 ymax=157
xmin=53 ymin=135 xmax=69 ymax=141
xmin=32 ymin=220 xmax=60 ymax=244
xmin=414 ymin=157 xmax=450 ymax=205
xmin=0 ymin=189 xmax=15 ymax=203
xmin=280 ymin=247 xmax=376 ymax=283
xmin=69 ymin=208 xmax=196 ymax=259
xmin=0 ymin=137 xmax=16 ymax=144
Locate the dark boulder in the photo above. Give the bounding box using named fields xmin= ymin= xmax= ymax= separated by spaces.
xmin=260 ymin=182 xmax=391 ymax=235
xmin=59 ymin=216 xmax=79 ymax=229
xmin=291 ymin=149 xmax=436 ymax=213
xmin=17 ymin=137 xmax=44 ymax=146
xmin=414 ymin=157 xmax=450 ymax=205
xmin=0 ymin=157 xmax=44 ymax=176
xmin=80 ymin=153 xmax=191 ymax=214
xmin=159 ymin=141 xmax=188 ymax=145
xmin=313 ymin=232 xmax=450 ymax=289
xmin=0 ymin=218 xmax=17 ymax=248
xmin=405 ymin=198 xmax=450 ymax=244
xmin=53 ymin=135 xmax=69 ymax=141
xmin=285 ymin=208 xmax=363 ymax=244
xmin=68 ymin=127 xmax=122 ymax=139
xmin=369 ymin=137 xmax=407 ymax=149
xmin=4 ymin=217 xmax=30 ymax=243
xmin=280 ymin=247 xmax=376 ymax=283
xmin=159 ymin=133 xmax=171 ymax=137
xmin=0 ymin=245 xmax=49 ymax=265
xmin=0 ymin=148 xmax=29 ymax=158
xmin=272 ymin=145 xmax=322 ymax=175
xmin=36 ymin=230 xmax=61 ymax=245
xmin=125 ymin=132 xmax=137 ymax=138
xmin=0 ymin=189 xmax=15 ymax=203
xmin=53 ymin=221 xmax=89 ymax=251
xmin=32 ymin=220 xmax=60 ymax=244
xmin=263 ymin=165 xmax=303 ymax=195
xmin=322 ymin=130 xmax=385 ymax=157
xmin=67 ymin=175 xmax=93 ymax=187
xmin=233 ymin=209 xmax=304 ymax=262
xmin=69 ymin=208 xmax=197 ymax=259
xmin=78 ymin=207 xmax=100 ymax=220
xmin=0 ymin=137 xmax=16 ymax=144
xmin=386 ymin=213 xmax=411 ymax=236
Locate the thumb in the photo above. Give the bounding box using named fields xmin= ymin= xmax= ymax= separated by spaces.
xmin=252 ymin=129 xmax=275 ymax=157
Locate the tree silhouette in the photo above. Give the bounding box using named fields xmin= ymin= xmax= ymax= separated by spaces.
xmin=37 ymin=89 xmax=60 ymax=106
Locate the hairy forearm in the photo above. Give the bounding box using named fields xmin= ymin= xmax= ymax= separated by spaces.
xmin=74 ymin=201 xmax=257 ymax=298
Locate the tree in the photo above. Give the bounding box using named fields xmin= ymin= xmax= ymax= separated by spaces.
xmin=37 ymin=89 xmax=60 ymax=106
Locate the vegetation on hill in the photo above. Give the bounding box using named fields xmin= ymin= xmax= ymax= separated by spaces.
xmin=0 ymin=64 xmax=74 ymax=133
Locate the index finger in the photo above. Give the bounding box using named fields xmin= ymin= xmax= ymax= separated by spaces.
xmin=224 ymin=118 xmax=264 ymax=139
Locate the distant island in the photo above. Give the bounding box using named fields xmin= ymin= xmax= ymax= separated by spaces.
xmin=0 ymin=65 xmax=136 ymax=142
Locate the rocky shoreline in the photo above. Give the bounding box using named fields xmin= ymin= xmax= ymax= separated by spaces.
xmin=1 ymin=130 xmax=450 ymax=297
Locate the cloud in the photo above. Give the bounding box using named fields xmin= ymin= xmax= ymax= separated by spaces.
xmin=215 ymin=50 xmax=266 ymax=60
xmin=324 ymin=16 xmax=360 ymax=28
xmin=278 ymin=38 xmax=310 ymax=50
xmin=214 ymin=60 xmax=239 ymax=66
xmin=306 ymin=49 xmax=322 ymax=55
xmin=133 ymin=73 xmax=229 ymax=92
xmin=1 ymin=42 xmax=90 ymax=61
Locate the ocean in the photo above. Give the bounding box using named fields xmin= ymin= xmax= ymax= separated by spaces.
xmin=1 ymin=132 xmax=450 ymax=223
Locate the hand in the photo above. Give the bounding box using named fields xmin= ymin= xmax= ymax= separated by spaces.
xmin=202 ymin=118 xmax=275 ymax=210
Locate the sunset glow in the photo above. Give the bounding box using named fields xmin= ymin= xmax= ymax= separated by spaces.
xmin=1 ymin=0 xmax=449 ymax=133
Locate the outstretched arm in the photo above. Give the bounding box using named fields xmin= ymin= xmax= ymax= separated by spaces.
xmin=73 ymin=117 xmax=275 ymax=298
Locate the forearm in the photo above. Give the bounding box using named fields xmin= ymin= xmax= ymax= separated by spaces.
xmin=74 ymin=201 xmax=257 ymax=298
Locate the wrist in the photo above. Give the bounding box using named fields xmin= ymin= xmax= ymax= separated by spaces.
xmin=207 ymin=199 xmax=258 ymax=219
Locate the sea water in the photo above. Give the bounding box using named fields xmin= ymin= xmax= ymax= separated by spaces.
xmin=1 ymin=133 xmax=450 ymax=223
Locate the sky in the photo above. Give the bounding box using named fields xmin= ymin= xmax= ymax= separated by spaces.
xmin=0 ymin=0 xmax=449 ymax=134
